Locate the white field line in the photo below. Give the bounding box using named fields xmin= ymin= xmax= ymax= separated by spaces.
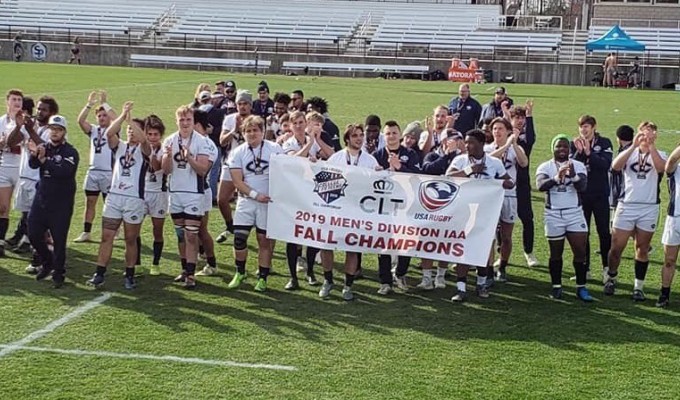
xmin=0 ymin=293 xmax=112 ymax=358
xmin=0 ymin=344 xmax=297 ymax=371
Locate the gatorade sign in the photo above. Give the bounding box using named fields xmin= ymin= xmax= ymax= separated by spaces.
xmin=448 ymin=58 xmax=482 ymax=83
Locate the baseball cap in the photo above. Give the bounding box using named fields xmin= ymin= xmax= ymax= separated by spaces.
xmin=225 ymin=80 xmax=236 ymax=91
xmin=495 ymin=87 xmax=506 ymax=95
xmin=48 ymin=115 xmax=67 ymax=130
xmin=199 ymin=90 xmax=211 ymax=101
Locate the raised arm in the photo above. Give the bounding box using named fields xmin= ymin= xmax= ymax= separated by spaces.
xmin=666 ymin=145 xmax=680 ymax=175
xmin=106 ymin=101 xmax=133 ymax=150
xmin=161 ymin=142 xmax=174 ymax=175
xmin=511 ymin=132 xmax=528 ymax=168
xmin=611 ymin=134 xmax=641 ymax=171
xmin=99 ymin=91 xmax=117 ymax=121
xmin=77 ymin=91 xmax=98 ymax=134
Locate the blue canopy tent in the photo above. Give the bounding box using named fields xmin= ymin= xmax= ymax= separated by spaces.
xmin=585 ymin=25 xmax=645 ymax=52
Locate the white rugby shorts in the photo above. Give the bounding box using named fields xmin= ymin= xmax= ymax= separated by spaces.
xmin=169 ymin=192 xmax=204 ymax=217
xmin=612 ymin=203 xmax=659 ymax=233
xmin=544 ymin=207 xmax=588 ymax=240
xmin=144 ymin=191 xmax=168 ymax=219
xmin=233 ymin=196 xmax=268 ymax=231
xmin=103 ymin=193 xmax=145 ymax=224
xmin=14 ymin=178 xmax=37 ymax=212
xmin=84 ymin=169 xmax=112 ymax=194
xmin=0 ymin=166 xmax=20 ymax=188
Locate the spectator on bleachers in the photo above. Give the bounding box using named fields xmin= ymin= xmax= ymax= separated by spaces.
xmin=307 ymin=97 xmax=341 ymax=152
xmin=222 ymin=80 xmax=237 ymax=115
xmin=191 ymin=83 xmax=210 ymax=108
xmin=448 ymin=83 xmax=482 ymax=135
xmin=290 ymin=90 xmax=306 ymax=112
xmin=362 ymin=115 xmax=385 ymax=154
xmin=252 ymin=81 xmax=274 ymax=119
xmin=480 ymin=87 xmax=513 ymax=124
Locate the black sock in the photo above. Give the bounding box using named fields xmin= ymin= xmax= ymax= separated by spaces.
xmin=125 ymin=267 xmax=135 ymax=278
xmin=306 ymin=247 xmax=319 ymax=272
xmin=135 ymin=236 xmax=142 ymax=266
xmin=207 ymin=256 xmax=216 ymax=268
xmin=323 ymin=270 xmax=334 ymax=284
xmin=345 ymin=273 xmax=355 ymax=287
xmin=607 ymin=270 xmax=618 ymax=279
xmin=96 ymin=265 xmax=107 ymax=276
xmin=152 ymin=241 xmax=163 ymax=265
xmin=499 ymin=260 xmax=508 ymax=274
xmin=258 ymin=266 xmax=270 ymax=280
xmin=235 ymin=259 xmax=246 ymax=274
xmin=574 ymin=260 xmax=587 ymax=286
xmin=548 ymin=259 xmax=563 ymax=286
xmin=286 ymin=243 xmax=298 ymax=280
xmin=634 ymin=260 xmax=649 ymax=281
xmin=199 ymin=245 xmax=204 ymax=255
xmin=476 ymin=266 xmax=488 ymax=277
xmin=181 ymin=258 xmax=187 ymax=270
xmin=0 ymin=218 xmax=8 ymax=241
xmin=185 ymin=262 xmax=196 ymax=276
xmin=226 ymin=219 xmax=234 ymax=234
xmin=662 ymin=287 xmax=671 ymax=298
xmin=84 ymin=222 xmax=92 ymax=233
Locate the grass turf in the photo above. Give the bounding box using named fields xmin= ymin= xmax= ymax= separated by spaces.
xmin=1 ymin=62 xmax=680 ymax=399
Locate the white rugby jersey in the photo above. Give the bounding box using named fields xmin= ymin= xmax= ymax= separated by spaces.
xmin=484 ymin=142 xmax=518 ymax=197
xmin=227 ymin=140 xmax=283 ymax=196
xmin=87 ymin=125 xmax=115 ymax=172
xmin=447 ymin=153 xmax=507 ymax=181
xmin=201 ymin=134 xmax=219 ymax=189
xmin=145 ymin=147 xmax=167 ymax=193
xmin=536 ymin=159 xmax=587 ymax=210
xmin=668 ymin=167 xmax=680 ymax=217
xmin=0 ymin=114 xmax=28 ymax=168
xmin=327 ymin=149 xmax=378 ymax=169
xmin=282 ymin=135 xmax=320 ymax=159
xmin=620 ymin=148 xmax=666 ymax=205
xmin=163 ymin=131 xmax=213 ymax=194
xmin=108 ymin=142 xmax=149 ymax=199
xmin=19 ymin=124 xmax=50 ymax=181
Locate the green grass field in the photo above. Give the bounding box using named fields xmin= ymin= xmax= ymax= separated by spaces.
xmin=1 ymin=62 xmax=680 ymax=400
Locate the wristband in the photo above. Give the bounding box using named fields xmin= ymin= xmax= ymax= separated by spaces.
xmin=463 ymin=166 xmax=473 ymax=176
xmin=101 ymin=103 xmax=112 ymax=112
xmin=249 ymin=190 xmax=258 ymax=200
xmin=85 ymin=104 xmax=93 ymax=109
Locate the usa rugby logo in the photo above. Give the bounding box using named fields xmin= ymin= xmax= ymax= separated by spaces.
xmin=418 ymin=180 xmax=459 ymax=212
xmin=313 ymin=170 xmax=347 ymax=204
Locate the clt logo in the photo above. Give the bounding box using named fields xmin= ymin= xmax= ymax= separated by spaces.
xmin=360 ymin=179 xmax=405 ymax=216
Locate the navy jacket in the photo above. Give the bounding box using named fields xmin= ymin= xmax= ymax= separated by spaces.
xmin=30 ymin=141 xmax=79 ymax=209
xmin=570 ymin=134 xmax=613 ymax=198
xmin=252 ymin=99 xmax=274 ymax=119
xmin=515 ymin=116 xmax=536 ymax=187
xmin=372 ymin=145 xmax=421 ymax=173
xmin=421 ymin=151 xmax=456 ymax=176
xmin=448 ymin=96 xmax=482 ymax=134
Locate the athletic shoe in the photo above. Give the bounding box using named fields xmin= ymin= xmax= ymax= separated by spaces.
xmin=393 ymin=275 xmax=408 ymax=291
xmin=602 ymin=267 xmax=610 ymax=285
xmin=495 ymin=270 xmax=508 ymax=283
xmin=319 ymin=280 xmax=333 ymax=299
xmin=524 ymin=253 xmax=539 ymax=267
xmin=227 ymin=272 xmax=246 ymax=289
xmin=73 ymin=232 xmax=92 ymax=243
xmin=451 ymin=290 xmax=468 ymax=302
xmin=656 ymin=295 xmax=670 ymax=308
xmin=184 ymin=275 xmax=196 ymax=290
xmin=576 ymin=287 xmax=594 ymax=302
xmin=306 ymin=273 xmax=319 ymax=286
xmin=124 ymin=276 xmax=136 ymax=290
xmin=296 ymin=256 xmax=306 ymax=273
xmin=5 ymin=235 xmax=20 ymax=247
xmin=342 ymin=285 xmax=354 ymax=301
xmin=284 ymin=278 xmax=300 ymax=291
xmin=434 ymin=275 xmax=446 ymax=289
xmin=35 ymin=266 xmax=52 ymax=281
xmin=485 ymin=275 xmax=496 ymax=289
xmin=174 ymin=272 xmax=187 ymax=283
xmin=87 ymin=273 xmax=105 ymax=288
xmin=196 ymin=266 xmax=217 ymax=276
xmin=25 ymin=264 xmax=39 ymax=275
xmin=632 ymin=289 xmax=646 ymax=302
xmin=550 ymin=287 xmax=563 ymax=300
xmin=570 ymin=270 xmax=593 ymax=281
xmin=377 ymin=283 xmax=393 ymax=295
xmin=603 ymin=279 xmax=616 ymax=296
xmin=52 ymin=275 xmax=65 ymax=289
xmin=416 ymin=277 xmax=434 ymax=291
xmin=476 ymin=285 xmax=490 ymax=299
xmin=149 ymin=265 xmax=161 ymax=276
xmin=254 ymin=278 xmax=267 ymax=292
xmin=13 ymin=242 xmax=31 ymax=254
xmin=215 ymin=231 xmax=230 ymax=244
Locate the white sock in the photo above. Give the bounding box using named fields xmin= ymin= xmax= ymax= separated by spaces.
xmin=634 ymin=279 xmax=644 ymax=291
xmin=422 ymin=269 xmax=432 ymax=279
xmin=436 ymin=267 xmax=447 ymax=278
xmin=456 ymin=281 xmax=466 ymax=292
xmin=477 ymin=275 xmax=487 ymax=286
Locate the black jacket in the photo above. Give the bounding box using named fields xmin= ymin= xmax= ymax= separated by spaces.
xmin=448 ymin=96 xmax=482 ymax=134
xmin=570 ymin=134 xmax=613 ymax=198
xmin=516 ymin=116 xmax=536 ymax=187
xmin=372 ymin=145 xmax=421 ymax=173
xmin=30 ymin=141 xmax=79 ymax=208
xmin=421 ymin=151 xmax=456 ymax=176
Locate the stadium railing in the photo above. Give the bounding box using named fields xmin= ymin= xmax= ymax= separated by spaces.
xmin=129 ymin=54 xmax=271 ymax=72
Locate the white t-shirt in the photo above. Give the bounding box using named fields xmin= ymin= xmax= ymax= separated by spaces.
xmin=19 ymin=124 xmax=50 ymax=180
xmin=145 ymin=147 xmax=166 ymax=193
xmin=327 ymin=149 xmax=379 ymax=169
xmin=0 ymin=114 xmax=28 ymax=168
xmin=220 ymin=113 xmax=246 ymax=167
xmin=620 ymin=148 xmax=666 ymax=205
xmin=447 ymin=153 xmax=507 ymax=180
xmin=536 ymin=159 xmax=587 ymax=210
xmin=163 ymin=131 xmax=214 ymax=194
xmin=282 ymin=135 xmax=321 ymax=159
xmin=87 ymin=125 xmax=116 ymax=172
xmin=484 ymin=142 xmax=519 ymax=197
xmin=227 ymin=140 xmax=284 ymax=196
xmin=108 ymin=142 xmax=149 ymax=199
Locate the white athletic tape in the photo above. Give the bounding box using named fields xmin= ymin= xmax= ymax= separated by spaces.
xmin=0 ymin=293 xmax=111 ymax=358
xmin=0 ymin=344 xmax=297 ymax=371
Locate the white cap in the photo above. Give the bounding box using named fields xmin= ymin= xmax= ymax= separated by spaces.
xmin=199 ymin=90 xmax=212 ymax=101
xmin=48 ymin=115 xmax=67 ymax=130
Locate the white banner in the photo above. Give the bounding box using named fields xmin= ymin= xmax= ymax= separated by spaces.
xmin=266 ymin=155 xmax=505 ymax=266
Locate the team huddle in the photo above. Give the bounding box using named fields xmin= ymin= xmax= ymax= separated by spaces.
xmin=1 ymin=82 xmax=679 ymax=307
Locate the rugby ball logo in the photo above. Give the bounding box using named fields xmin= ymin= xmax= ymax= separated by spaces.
xmin=418 ymin=180 xmax=459 ymax=212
